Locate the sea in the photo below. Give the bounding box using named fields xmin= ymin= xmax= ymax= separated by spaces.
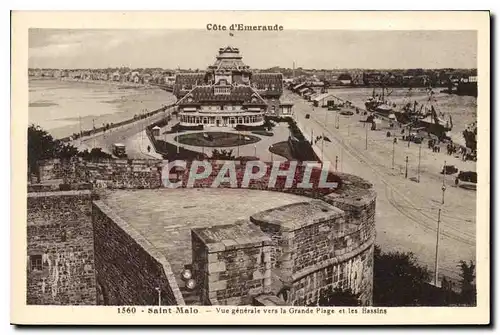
xmin=28 ymin=79 xmax=176 ymax=139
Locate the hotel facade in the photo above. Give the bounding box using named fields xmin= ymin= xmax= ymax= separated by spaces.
xmin=173 ymin=46 xmax=293 ymax=127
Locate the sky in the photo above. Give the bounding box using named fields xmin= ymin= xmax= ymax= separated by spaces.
xmin=28 ymin=29 xmax=477 ymax=70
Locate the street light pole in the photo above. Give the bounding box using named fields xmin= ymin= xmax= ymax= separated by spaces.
xmin=392 ymin=139 xmax=395 ymax=169
xmin=442 ymin=160 xmax=446 ymax=204
xmin=405 ymin=156 xmax=409 ymax=179
xmin=407 ymin=126 xmax=411 ymax=148
xmin=434 ymin=208 xmax=442 ymax=286
xmin=417 ymin=142 xmax=422 ymax=183
xmin=254 ymin=145 xmax=257 ymax=157
xmin=335 ymin=156 xmax=338 ymax=171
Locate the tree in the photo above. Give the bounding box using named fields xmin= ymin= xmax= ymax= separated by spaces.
xmin=28 ymin=124 xmax=110 ymax=182
xmin=458 ymin=260 xmax=476 ymax=306
xmin=373 ymin=245 xmax=431 ymax=306
xmin=28 ymin=124 xmax=79 ymax=182
xmin=309 ymin=287 xmax=361 ymax=307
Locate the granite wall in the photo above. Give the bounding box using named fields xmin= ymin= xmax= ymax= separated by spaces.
xmin=249 ymin=172 xmax=376 ymax=306
xmin=26 ymin=190 xmax=96 ymax=305
xmin=191 ymin=223 xmax=273 ymax=306
xmin=92 ymin=201 xmax=184 ymax=305
xmin=36 ymin=158 xmax=163 ymax=190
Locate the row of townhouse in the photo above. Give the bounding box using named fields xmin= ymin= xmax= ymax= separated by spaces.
xmin=29 ymin=68 xmax=177 ymax=85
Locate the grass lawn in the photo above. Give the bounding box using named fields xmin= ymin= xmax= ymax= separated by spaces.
xmin=269 ymin=141 xmax=294 ymax=160
xmin=175 ymin=132 xmax=261 ymax=148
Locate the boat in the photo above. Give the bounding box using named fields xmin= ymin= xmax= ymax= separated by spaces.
xmin=395 ymin=88 xmax=453 ymax=140
xmin=364 ymin=87 xmax=396 ymax=118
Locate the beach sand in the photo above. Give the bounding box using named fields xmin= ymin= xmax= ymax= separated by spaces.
xmin=29 ymin=79 xmax=176 ymax=139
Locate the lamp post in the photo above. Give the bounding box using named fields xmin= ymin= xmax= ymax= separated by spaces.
xmin=392 ymin=139 xmax=396 ymax=169
xmin=442 ymin=160 xmax=447 ymax=204
xmin=417 ymin=141 xmax=422 ymax=183
xmin=405 ymin=156 xmax=409 ymax=179
xmin=254 ymin=144 xmax=257 ymax=157
xmin=335 ymin=156 xmax=338 ymax=171
xmin=434 ymin=208 xmax=442 ymax=286
xmin=407 ymin=126 xmax=412 ymax=148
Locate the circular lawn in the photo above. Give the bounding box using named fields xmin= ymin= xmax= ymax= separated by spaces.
xmin=175 ymin=132 xmax=261 ymax=148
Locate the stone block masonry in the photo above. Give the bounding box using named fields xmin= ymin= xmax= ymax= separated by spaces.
xmin=36 ymin=158 xmax=163 ymax=190
xmin=249 ymin=172 xmax=377 ymax=306
xmin=192 ymin=222 xmax=273 ymax=305
xmin=92 ymin=201 xmax=184 ymax=305
xmin=27 ymin=190 xmax=96 ymax=305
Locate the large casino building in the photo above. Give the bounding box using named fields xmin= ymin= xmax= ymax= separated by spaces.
xmin=173 ymin=46 xmax=293 ymax=127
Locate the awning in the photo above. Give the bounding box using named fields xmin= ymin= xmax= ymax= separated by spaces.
xmin=312 ymin=93 xmax=332 ymax=102
xmin=299 ymin=87 xmax=309 ymax=93
xmin=182 ymin=107 xmax=197 ymax=112
xmin=247 ymin=107 xmax=262 ymax=111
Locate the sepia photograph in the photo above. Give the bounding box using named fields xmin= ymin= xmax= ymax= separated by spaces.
xmin=11 ymin=11 xmax=490 ymax=325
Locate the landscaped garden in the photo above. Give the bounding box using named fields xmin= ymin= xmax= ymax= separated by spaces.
xmin=175 ymin=132 xmax=261 ymax=148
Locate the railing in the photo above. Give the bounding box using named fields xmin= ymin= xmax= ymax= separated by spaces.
xmin=60 ymin=104 xmax=176 ymax=143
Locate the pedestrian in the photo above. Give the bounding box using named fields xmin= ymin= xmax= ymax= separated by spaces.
xmin=147 ymin=145 xmax=151 ymax=153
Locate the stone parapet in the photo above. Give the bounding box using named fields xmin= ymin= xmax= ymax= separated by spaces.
xmin=192 ymin=222 xmax=272 ymax=305
xmin=27 ymin=190 xmax=96 ymax=305
xmin=92 ymin=201 xmax=184 ymax=306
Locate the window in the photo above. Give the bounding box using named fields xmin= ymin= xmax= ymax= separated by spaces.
xmin=30 ymin=254 xmax=43 ymax=271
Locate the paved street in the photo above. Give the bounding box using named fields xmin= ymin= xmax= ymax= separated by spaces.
xmin=73 ymin=107 xmax=173 ymax=159
xmin=284 ymin=90 xmax=476 ymax=285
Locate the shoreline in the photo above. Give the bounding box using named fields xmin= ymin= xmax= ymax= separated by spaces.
xmin=31 ymin=76 xmax=157 ymax=90
xmin=29 ymin=78 xmax=176 ymax=139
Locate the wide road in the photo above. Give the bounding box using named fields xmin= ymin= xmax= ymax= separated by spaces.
xmin=72 ymin=107 xmax=174 ymax=159
xmin=285 ymin=90 xmax=476 ymax=286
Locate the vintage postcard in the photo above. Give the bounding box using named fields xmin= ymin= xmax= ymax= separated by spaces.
xmin=11 ymin=11 xmax=490 ymax=325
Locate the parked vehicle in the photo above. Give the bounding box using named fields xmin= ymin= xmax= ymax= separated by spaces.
xmin=112 ymin=143 xmax=127 ymax=158
xmin=455 ymin=171 xmax=477 ymax=185
xmin=441 ymin=165 xmax=458 ymax=175
xmin=305 ymin=114 xmax=310 ymax=119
